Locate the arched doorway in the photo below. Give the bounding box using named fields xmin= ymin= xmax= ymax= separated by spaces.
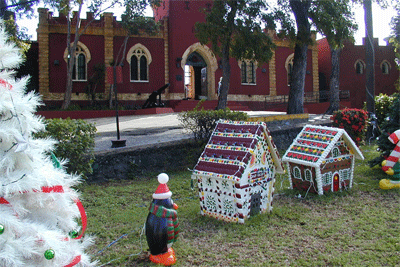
xmin=185 ymin=52 xmax=207 ymax=100
xmin=181 ymin=43 xmax=218 ymax=101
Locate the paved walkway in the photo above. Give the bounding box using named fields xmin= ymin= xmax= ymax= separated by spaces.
xmin=85 ymin=111 xmax=332 ymax=156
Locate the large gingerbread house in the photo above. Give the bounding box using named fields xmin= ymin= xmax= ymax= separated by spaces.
xmin=191 ymin=120 xmax=284 ymax=224
xmin=282 ymin=125 xmax=364 ymax=195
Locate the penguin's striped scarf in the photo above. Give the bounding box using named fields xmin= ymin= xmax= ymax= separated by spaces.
xmin=149 ymin=203 xmax=179 ymax=244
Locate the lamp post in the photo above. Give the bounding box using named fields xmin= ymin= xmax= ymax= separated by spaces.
xmin=111 ymin=65 xmax=126 ymax=148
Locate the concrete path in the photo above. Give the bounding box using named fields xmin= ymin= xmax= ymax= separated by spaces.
xmin=85 ymin=111 xmax=331 ymax=156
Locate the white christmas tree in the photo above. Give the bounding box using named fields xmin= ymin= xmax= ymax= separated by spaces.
xmin=0 ymin=23 xmax=95 ymax=266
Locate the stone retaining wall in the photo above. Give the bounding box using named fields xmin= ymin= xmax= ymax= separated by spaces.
xmin=87 ymin=121 xmax=331 ymax=183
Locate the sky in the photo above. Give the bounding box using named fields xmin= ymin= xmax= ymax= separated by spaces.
xmin=17 ymin=2 xmax=398 ymax=46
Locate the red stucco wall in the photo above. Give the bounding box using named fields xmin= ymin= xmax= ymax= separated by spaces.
xmin=161 ymin=0 xmax=273 ymax=96
xmin=318 ymin=38 xmax=399 ymax=109
xmin=113 ymin=36 xmax=165 ymax=95
xmin=49 ymin=33 xmax=105 ymax=94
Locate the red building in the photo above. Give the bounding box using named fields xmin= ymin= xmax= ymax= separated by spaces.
xmin=318 ymin=38 xmax=399 ymax=109
xmin=35 ymin=1 xmax=397 ymax=113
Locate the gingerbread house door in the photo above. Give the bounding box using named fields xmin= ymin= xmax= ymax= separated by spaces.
xmin=333 ymin=172 xmax=340 ymax=192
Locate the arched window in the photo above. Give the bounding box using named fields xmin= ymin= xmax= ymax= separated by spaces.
xmin=239 ymin=60 xmax=257 ymax=85
xmin=285 ymin=54 xmax=294 ymax=86
xmin=64 ymin=42 xmax=91 ymax=82
xmin=241 ymin=61 xmax=247 ymax=84
xmin=126 ymin=44 xmax=152 ymax=82
xmin=381 ymin=60 xmax=391 ymax=75
xmin=332 ymin=147 xmax=340 ymax=158
xmin=304 ymin=169 xmax=312 ymax=182
xmin=354 ymin=60 xmax=365 ymax=74
xmin=131 ymin=56 xmax=138 ymax=80
xmin=293 ymin=166 xmax=301 ymax=180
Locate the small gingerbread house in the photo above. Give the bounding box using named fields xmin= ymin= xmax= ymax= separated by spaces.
xmin=191 ymin=120 xmax=284 ymax=224
xmin=282 ymin=125 xmax=364 ymax=195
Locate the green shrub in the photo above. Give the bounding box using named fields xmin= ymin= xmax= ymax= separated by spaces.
xmin=374 ymin=93 xmax=395 ymax=125
xmin=178 ymin=104 xmax=248 ymax=140
xmin=369 ymin=93 xmax=400 ymax=168
xmin=34 ymin=118 xmax=97 ymax=178
xmin=331 ymin=108 xmax=368 ymax=146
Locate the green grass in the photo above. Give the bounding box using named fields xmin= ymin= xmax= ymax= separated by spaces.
xmin=79 ymin=145 xmax=400 ymax=266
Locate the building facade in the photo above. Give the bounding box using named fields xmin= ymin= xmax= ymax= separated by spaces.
xmin=36 ymin=1 xmax=398 ymax=112
xmin=318 ymin=38 xmax=399 ymax=109
xmin=36 ymin=0 xmax=320 ymax=111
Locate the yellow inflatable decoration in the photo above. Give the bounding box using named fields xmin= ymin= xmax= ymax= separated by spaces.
xmin=379 ymin=178 xmax=400 ymax=190
xmin=380 ymin=160 xmax=400 ymax=189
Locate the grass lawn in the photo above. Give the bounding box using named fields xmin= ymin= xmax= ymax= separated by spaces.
xmin=80 ymin=145 xmax=400 ymax=266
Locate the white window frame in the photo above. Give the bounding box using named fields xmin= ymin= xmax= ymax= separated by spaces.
xmin=239 ymin=60 xmax=257 ymax=85
xmin=293 ymin=166 xmax=302 ymax=180
xmin=332 ymin=147 xmax=340 ymax=158
xmin=63 ymin=41 xmax=91 ymax=82
xmin=322 ymin=172 xmax=332 ymax=185
xmin=304 ymin=169 xmax=312 ymax=182
xmin=126 ymin=43 xmax=152 ymax=83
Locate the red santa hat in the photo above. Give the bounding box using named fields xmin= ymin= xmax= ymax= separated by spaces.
xmin=153 ymin=173 xmax=172 ymax=199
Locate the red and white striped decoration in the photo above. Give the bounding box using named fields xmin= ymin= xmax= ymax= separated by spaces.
xmin=382 ymin=129 xmax=400 ymax=172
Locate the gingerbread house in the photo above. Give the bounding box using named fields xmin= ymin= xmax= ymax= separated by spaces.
xmin=191 ymin=120 xmax=284 ymax=224
xmin=282 ymin=125 xmax=364 ymax=195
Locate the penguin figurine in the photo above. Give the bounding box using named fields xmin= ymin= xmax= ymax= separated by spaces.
xmin=146 ymin=173 xmax=179 ymax=266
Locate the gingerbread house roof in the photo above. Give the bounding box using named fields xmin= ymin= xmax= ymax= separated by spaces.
xmin=192 ymin=120 xmax=284 ymax=181
xmin=282 ymin=124 xmax=364 ymax=167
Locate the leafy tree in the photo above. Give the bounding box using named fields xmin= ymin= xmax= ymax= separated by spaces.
xmin=195 ymin=0 xmax=275 ymax=110
xmin=54 ymin=0 xmax=120 ymax=109
xmin=369 ymin=93 xmax=400 ymax=168
xmin=309 ymin=0 xmax=358 ymax=114
xmin=55 ymin=0 xmax=159 ymax=110
xmin=0 ymin=0 xmax=36 ymax=52
xmin=389 ymin=2 xmax=400 ymax=71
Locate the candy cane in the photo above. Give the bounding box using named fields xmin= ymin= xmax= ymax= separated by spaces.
xmin=382 ymin=129 xmax=400 ymax=173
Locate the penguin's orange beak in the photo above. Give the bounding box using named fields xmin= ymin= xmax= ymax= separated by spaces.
xmin=173 ymin=203 xmax=179 ymax=210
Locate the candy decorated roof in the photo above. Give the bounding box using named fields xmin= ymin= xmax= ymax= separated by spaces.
xmin=192 ymin=120 xmax=284 ymax=181
xmin=282 ymin=124 xmax=364 ymax=167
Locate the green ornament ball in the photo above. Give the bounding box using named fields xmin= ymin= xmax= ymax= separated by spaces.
xmin=69 ymin=230 xmax=78 ymax=239
xmin=44 ymin=249 xmax=55 ymax=260
xmin=0 ymin=224 xmax=4 ymax=234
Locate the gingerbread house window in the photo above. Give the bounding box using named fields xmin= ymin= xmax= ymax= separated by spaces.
xmin=304 ymin=169 xmax=312 ymax=182
xmin=332 ymin=147 xmax=340 ymax=158
xmin=322 ymin=172 xmax=332 ymax=186
xmin=293 ymin=166 xmax=301 ymax=179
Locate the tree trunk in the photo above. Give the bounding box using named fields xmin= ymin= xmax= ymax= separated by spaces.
xmin=216 ymin=47 xmax=231 ymax=110
xmin=326 ymin=47 xmax=341 ymax=114
xmin=364 ymin=0 xmax=375 ymax=114
xmin=287 ymin=0 xmax=311 ymax=114
xmin=287 ymin=43 xmax=308 ymax=114
xmin=364 ymin=0 xmax=375 ymax=139
xmin=216 ymin=1 xmax=237 ymax=110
